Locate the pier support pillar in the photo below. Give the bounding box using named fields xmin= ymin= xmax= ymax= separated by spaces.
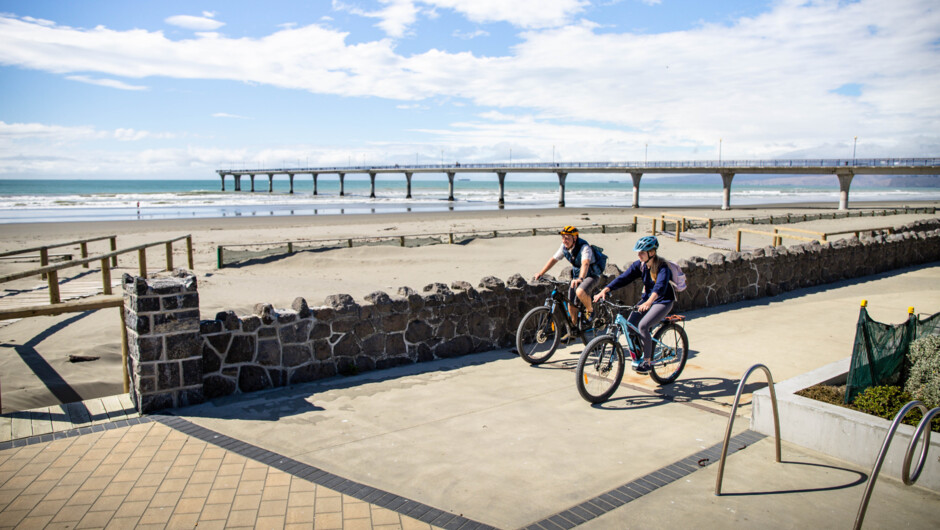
xmin=405 ymin=172 xmax=413 ymax=199
xmin=220 ymin=174 xmax=226 ymax=191
xmin=557 ymin=172 xmax=567 ymax=207
xmin=720 ymin=172 xmax=735 ymax=210
xmin=338 ymin=173 xmax=345 ymax=196
xmin=369 ymin=172 xmax=377 ymax=198
xmin=312 ymin=173 xmax=318 ymax=195
xmin=447 ymin=172 xmax=455 ymax=201
xmin=497 ymin=172 xmax=506 ymax=207
xmin=235 ymin=175 xmax=241 ymax=191
xmin=630 ymin=172 xmax=643 ymax=208
xmin=267 ymin=173 xmax=274 ymax=193
xmin=250 ymin=174 xmax=256 ymax=192
xmin=288 ymin=173 xmax=294 ymax=194
xmin=837 ymin=170 xmax=854 ymax=210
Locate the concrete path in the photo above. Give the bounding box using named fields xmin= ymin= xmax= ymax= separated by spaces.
xmin=1 ymin=264 xmax=939 ymax=528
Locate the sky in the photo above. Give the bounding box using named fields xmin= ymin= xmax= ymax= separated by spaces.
xmin=0 ymin=0 xmax=938 ymax=180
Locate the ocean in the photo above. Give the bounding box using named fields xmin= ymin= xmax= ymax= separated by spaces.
xmin=1 ymin=177 xmax=938 ymax=224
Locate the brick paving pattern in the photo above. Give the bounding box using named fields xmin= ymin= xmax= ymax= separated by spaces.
xmin=0 ymin=421 xmax=439 ymax=529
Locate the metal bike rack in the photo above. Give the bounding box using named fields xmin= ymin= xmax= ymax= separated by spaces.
xmin=854 ymin=400 xmax=940 ymax=529
xmin=715 ymin=363 xmax=781 ymax=495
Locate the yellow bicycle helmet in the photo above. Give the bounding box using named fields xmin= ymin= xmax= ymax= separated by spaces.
xmin=559 ymin=226 xmax=579 ymax=235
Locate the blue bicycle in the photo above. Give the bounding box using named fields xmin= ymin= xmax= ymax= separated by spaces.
xmin=575 ymin=299 xmax=689 ymax=403
xmin=516 ymin=279 xmax=606 ymax=365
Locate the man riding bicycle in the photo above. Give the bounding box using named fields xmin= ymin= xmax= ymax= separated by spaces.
xmin=534 ymin=226 xmax=601 ymax=340
xmin=593 ymin=236 xmax=674 ymax=374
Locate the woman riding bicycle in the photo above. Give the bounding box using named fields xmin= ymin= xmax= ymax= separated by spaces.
xmin=593 ymin=236 xmax=674 ymax=375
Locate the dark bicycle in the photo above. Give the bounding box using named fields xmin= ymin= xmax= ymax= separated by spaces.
xmin=575 ymin=299 xmax=689 ymax=403
xmin=515 ymin=279 xmax=606 ymax=365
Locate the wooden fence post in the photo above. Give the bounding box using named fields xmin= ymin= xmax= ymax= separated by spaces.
xmin=101 ymin=258 xmax=112 ymax=295
xmin=139 ymin=248 xmax=147 ymax=277
xmin=110 ymin=237 xmax=118 ymax=267
xmin=81 ymin=242 xmax=89 ymax=268
xmin=186 ymin=236 xmax=194 ymax=269
xmin=165 ymin=242 xmax=173 ymax=271
xmin=40 ymin=247 xmax=49 ymax=280
xmin=47 ymin=270 xmax=60 ymax=304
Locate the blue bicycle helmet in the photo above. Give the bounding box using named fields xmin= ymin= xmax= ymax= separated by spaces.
xmin=633 ymin=236 xmax=659 ymax=252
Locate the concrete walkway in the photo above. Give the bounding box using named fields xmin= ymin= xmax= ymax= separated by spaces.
xmin=2 ymin=264 xmax=939 ymax=528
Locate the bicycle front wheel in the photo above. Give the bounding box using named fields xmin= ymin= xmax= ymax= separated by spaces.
xmin=650 ymin=322 xmax=689 ymax=385
xmin=575 ymin=335 xmax=625 ymax=403
xmin=516 ymin=306 xmax=561 ymax=364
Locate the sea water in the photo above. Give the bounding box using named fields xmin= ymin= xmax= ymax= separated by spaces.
xmin=0 ymin=177 xmax=937 ymax=224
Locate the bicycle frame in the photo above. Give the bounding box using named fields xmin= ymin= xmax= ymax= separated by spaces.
xmin=604 ymin=306 xmax=676 ymax=364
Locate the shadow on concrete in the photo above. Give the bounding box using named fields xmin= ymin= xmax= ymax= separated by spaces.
xmin=659 ymin=376 xmax=768 ymax=406
xmin=717 ymin=459 xmax=868 ymax=496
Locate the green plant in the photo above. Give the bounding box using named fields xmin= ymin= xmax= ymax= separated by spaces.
xmin=852 ymin=385 xmax=940 ymax=432
xmin=904 ymin=335 xmax=940 ymax=408
xmin=853 ymin=385 xmax=913 ymax=419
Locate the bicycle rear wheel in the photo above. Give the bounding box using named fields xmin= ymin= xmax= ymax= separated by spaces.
xmin=516 ymin=306 xmax=561 ymax=364
xmin=650 ymin=322 xmax=689 ymax=385
xmin=575 ymin=335 xmax=625 ymax=403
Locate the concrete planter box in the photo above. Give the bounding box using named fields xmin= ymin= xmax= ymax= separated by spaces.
xmin=751 ymin=358 xmax=940 ymax=493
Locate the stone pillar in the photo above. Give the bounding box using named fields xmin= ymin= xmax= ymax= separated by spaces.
xmin=369 ymin=172 xmax=377 ymax=198
xmin=497 ymin=172 xmax=506 ymax=207
xmin=267 ymin=173 xmax=274 ymax=193
xmin=220 ymin=174 xmax=226 ymax=191
xmin=235 ymin=175 xmax=241 ymax=191
xmin=288 ymin=173 xmax=294 ymax=194
xmin=557 ymin=172 xmax=568 ymax=207
xmin=405 ymin=172 xmax=413 ymax=199
xmin=312 ymin=173 xmax=318 ymax=195
xmin=250 ymin=174 xmax=256 ymax=192
xmin=447 ymin=172 xmax=455 ymax=201
xmin=630 ymin=172 xmax=643 ymax=208
xmin=123 ymin=271 xmax=203 ymax=414
xmin=339 ymin=173 xmax=345 ymax=196
xmin=720 ymin=171 xmax=735 ymax=210
xmin=837 ymin=171 xmax=854 ymax=210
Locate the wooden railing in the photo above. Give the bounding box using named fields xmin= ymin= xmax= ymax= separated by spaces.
xmin=661 ymin=213 xmax=714 ymax=240
xmin=0 ymin=235 xmax=193 ymax=305
xmin=736 ymin=228 xmax=821 ymax=251
xmin=0 ymin=235 xmax=118 ymax=278
xmin=0 ymin=235 xmax=194 ymax=396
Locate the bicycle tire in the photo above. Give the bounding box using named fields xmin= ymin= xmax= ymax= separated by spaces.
xmin=516 ymin=306 xmax=561 ymax=364
xmin=649 ymin=322 xmax=689 ymax=385
xmin=575 ymin=335 xmax=625 ymax=403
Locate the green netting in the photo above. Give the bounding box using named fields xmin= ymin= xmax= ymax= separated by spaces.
xmin=845 ymin=307 xmax=940 ymax=404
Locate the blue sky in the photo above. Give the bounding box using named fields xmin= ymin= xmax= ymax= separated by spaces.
xmin=0 ymin=0 xmax=938 ymax=179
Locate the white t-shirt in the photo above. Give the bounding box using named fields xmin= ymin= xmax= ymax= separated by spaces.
xmin=554 ymin=241 xmax=594 ymax=264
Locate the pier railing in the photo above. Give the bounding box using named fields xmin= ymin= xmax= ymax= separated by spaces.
xmin=218 ymin=157 xmax=940 ymax=174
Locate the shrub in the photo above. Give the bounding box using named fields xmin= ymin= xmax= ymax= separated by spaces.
xmin=853 ymin=385 xmax=913 ymax=419
xmin=853 ymin=385 xmax=940 ymax=432
xmin=904 ymin=335 xmax=940 ymax=408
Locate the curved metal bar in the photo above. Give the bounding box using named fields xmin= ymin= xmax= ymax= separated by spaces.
xmin=714 ymin=363 xmax=780 ymax=495
xmin=903 ymin=407 xmax=940 ymax=485
xmin=854 ymin=400 xmax=928 ymax=530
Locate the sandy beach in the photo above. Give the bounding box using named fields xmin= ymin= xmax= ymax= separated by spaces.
xmin=1 ymin=201 xmax=938 ymax=413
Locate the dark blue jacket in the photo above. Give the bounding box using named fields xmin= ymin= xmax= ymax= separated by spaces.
xmin=605 ymin=259 xmax=675 ymax=305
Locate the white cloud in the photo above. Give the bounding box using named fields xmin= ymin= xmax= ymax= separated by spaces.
xmin=0 ymin=0 xmax=938 ymax=164
xmin=66 ymin=75 xmax=148 ymax=90
xmin=426 ymin=0 xmax=587 ymax=28
xmin=453 ymin=29 xmax=488 ymax=39
xmin=165 ymin=14 xmax=225 ymax=31
xmin=212 ymin=112 xmax=250 ymax=119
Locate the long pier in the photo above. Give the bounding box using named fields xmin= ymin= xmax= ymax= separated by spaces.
xmin=216 ymin=158 xmax=940 ymax=210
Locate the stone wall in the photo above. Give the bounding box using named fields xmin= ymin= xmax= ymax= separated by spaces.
xmin=123 ymin=219 xmax=940 ymax=411
xmin=123 ymin=272 xmax=205 ymax=413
